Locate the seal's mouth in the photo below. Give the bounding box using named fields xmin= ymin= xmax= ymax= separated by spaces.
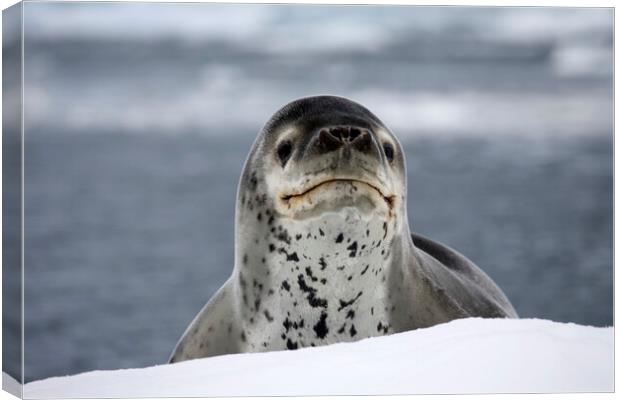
xmin=280 ymin=179 xmax=395 ymax=210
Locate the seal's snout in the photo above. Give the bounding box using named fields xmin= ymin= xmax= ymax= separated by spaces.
xmin=313 ymin=125 xmax=378 ymax=160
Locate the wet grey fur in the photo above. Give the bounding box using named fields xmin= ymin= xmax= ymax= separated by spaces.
xmin=169 ymin=96 xmax=517 ymax=363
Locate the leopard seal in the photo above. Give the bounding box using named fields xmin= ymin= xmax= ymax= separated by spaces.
xmin=169 ymin=95 xmax=517 ymax=363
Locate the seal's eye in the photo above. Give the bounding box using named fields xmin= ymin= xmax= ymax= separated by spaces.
xmin=383 ymin=143 xmax=394 ymax=163
xmin=276 ymin=140 xmax=293 ymax=167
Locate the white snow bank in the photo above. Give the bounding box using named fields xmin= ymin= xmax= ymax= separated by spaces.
xmin=24 ymin=318 xmax=613 ymax=398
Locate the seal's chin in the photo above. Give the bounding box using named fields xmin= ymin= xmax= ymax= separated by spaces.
xmin=278 ymin=179 xmax=395 ymax=219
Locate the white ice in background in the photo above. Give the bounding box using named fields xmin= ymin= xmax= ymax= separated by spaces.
xmin=22 ymin=4 xmax=613 ymax=49
xmin=23 ymin=318 xmax=613 ymax=398
xmin=19 ymin=4 xmax=613 ymax=138
xmin=354 ymin=90 xmax=612 ymax=138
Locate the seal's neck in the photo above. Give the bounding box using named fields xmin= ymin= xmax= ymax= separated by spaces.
xmin=236 ymin=205 xmax=399 ymax=284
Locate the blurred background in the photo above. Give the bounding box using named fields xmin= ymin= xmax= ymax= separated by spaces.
xmin=15 ymin=2 xmax=612 ymax=382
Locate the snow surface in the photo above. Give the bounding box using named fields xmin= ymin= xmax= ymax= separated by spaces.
xmin=23 ymin=318 xmax=613 ymax=398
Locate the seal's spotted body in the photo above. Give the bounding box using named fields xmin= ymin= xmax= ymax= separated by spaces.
xmin=237 ymin=197 xmax=397 ymax=351
xmin=170 ymin=96 xmax=517 ymax=363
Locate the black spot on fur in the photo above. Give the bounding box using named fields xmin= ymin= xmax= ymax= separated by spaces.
xmin=264 ymin=310 xmax=274 ymax=322
xmin=276 ymin=230 xmax=291 ymax=245
xmin=249 ymin=172 xmax=258 ymax=191
xmin=240 ymin=331 xmax=247 ymax=342
xmin=296 ymin=274 xmax=313 ymax=293
xmin=283 ymin=318 xmax=292 ymax=333
xmin=287 ymin=252 xmax=299 ymax=262
xmin=335 ymin=233 xmax=344 ymax=243
xmin=319 ymin=228 xmax=324 ymax=236
xmin=361 ymin=265 xmax=370 ymax=275
xmin=268 ymin=216 xmax=274 ymax=225
xmin=350 ymin=324 xmax=357 ymax=337
xmin=257 ymin=212 xmax=262 ymax=221
xmin=338 ymin=291 xmax=363 ymax=311
xmin=281 ymin=280 xmax=291 ymax=291
xmin=338 ymin=324 xmax=346 ymax=334
xmin=269 ymin=244 xmax=275 ymax=252
xmin=305 ymin=267 xmax=318 ymax=282
xmin=296 ymin=234 xmax=302 ymax=240
xmin=347 ymin=241 xmax=358 ymax=257
xmin=278 ymin=247 xmax=299 ymax=262
xmin=366 ymin=229 xmax=370 ymax=236
xmin=287 ymin=339 xmax=298 ymax=350
xmin=242 ymin=254 xmax=248 ymax=265
xmin=320 ymin=278 xmax=327 ymax=285
xmin=319 ymin=257 xmax=327 ymax=270
xmin=313 ymin=312 xmax=329 ymax=339
xmin=297 ymin=274 xmax=328 ymax=308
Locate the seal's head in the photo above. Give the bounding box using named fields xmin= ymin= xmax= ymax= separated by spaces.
xmin=238 ymin=95 xmax=407 ymax=232
xmin=232 ymin=96 xmax=413 ymax=349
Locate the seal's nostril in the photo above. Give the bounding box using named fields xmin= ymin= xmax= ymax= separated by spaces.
xmin=349 ymin=128 xmax=361 ymax=141
xmin=318 ymin=129 xmax=343 ymax=152
xmin=330 ymin=127 xmax=349 ymax=140
xmin=351 ymin=129 xmax=372 ymax=153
